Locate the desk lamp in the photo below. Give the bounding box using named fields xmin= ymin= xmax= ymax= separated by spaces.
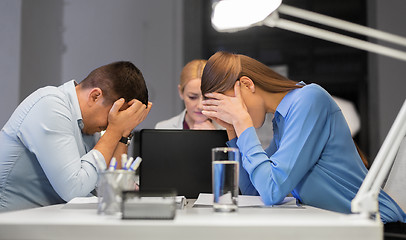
xmin=211 ymin=0 xmax=406 ymax=221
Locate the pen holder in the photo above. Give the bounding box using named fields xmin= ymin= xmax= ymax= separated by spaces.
xmin=97 ymin=170 xmax=137 ymax=215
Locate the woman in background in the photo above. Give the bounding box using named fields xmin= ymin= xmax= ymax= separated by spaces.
xmin=200 ymin=51 xmax=405 ymax=224
xmin=155 ymin=59 xmax=223 ymax=130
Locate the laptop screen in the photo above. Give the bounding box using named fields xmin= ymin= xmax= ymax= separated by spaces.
xmin=135 ymin=129 xmax=228 ymax=198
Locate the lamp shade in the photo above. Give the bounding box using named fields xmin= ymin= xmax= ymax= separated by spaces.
xmin=211 ymin=0 xmax=281 ymax=32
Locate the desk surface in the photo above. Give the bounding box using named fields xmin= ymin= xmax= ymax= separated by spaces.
xmin=0 ymin=200 xmax=382 ymax=240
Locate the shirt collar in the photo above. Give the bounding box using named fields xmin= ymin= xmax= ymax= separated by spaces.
xmin=275 ymin=81 xmax=306 ymax=118
xmin=59 ymin=80 xmax=84 ymax=130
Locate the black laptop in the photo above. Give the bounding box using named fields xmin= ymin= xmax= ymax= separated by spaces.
xmin=134 ymin=129 xmax=228 ymax=198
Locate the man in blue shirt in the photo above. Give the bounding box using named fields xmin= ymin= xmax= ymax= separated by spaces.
xmin=0 ymin=61 xmax=152 ymax=212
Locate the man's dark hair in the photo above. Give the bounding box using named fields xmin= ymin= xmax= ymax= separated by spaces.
xmin=79 ymin=61 xmax=148 ymax=105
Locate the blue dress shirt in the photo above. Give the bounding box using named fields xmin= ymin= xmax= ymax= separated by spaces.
xmin=0 ymin=80 xmax=106 ymax=212
xmin=228 ymin=83 xmax=406 ymax=223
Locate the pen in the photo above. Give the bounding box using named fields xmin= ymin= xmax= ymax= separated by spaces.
xmin=125 ymin=157 xmax=134 ymax=170
xmin=129 ymin=157 xmax=142 ymax=171
xmin=108 ymin=157 xmax=117 ymax=171
xmin=121 ymin=153 xmax=128 ymax=169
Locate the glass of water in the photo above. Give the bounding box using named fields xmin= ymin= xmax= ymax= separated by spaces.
xmin=212 ymin=147 xmax=239 ymax=212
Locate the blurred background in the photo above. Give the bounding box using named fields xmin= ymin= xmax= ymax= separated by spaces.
xmin=1 ymin=0 xmax=405 ymax=165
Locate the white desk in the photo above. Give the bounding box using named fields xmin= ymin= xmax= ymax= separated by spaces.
xmin=0 ymin=201 xmax=382 ymax=240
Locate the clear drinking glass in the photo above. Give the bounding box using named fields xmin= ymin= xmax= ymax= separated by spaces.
xmin=212 ymin=147 xmax=239 ymax=212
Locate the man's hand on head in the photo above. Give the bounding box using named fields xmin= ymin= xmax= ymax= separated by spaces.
xmin=107 ymin=98 xmax=152 ymax=137
xmin=125 ymin=99 xmax=150 ymax=109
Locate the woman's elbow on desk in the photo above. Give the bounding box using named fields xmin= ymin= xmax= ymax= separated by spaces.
xmin=250 ymin=178 xmax=287 ymax=205
xmin=260 ymin=192 xmax=287 ymax=206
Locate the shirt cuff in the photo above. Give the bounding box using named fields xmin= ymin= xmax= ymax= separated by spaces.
xmin=84 ymin=149 xmax=107 ymax=173
xmin=236 ymin=127 xmax=262 ymax=152
xmin=226 ymin=137 xmax=238 ymax=148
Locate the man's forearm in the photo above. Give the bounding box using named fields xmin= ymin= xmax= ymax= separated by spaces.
xmin=112 ymin=142 xmax=128 ymax=169
xmin=93 ymin=128 xmax=122 ymax=167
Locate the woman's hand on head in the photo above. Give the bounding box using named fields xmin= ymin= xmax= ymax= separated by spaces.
xmin=201 ymin=81 xmax=253 ymax=137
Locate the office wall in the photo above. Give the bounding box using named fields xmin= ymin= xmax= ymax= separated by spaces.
xmin=19 ymin=0 xmax=64 ymax=101
xmin=61 ymin=0 xmax=184 ymax=129
xmin=0 ymin=0 xmax=21 ymax=127
xmin=367 ymin=0 xmax=406 ymax=158
xmin=0 ymin=0 xmax=183 ymax=129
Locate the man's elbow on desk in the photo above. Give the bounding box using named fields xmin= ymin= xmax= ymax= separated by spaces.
xmin=54 ymin=168 xmax=98 ymax=202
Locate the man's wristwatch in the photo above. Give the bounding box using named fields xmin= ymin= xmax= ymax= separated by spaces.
xmin=119 ymin=132 xmax=134 ymax=146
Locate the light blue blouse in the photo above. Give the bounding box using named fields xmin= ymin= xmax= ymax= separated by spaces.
xmin=0 ymin=80 xmax=106 ymax=212
xmin=228 ymin=83 xmax=406 ymax=223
